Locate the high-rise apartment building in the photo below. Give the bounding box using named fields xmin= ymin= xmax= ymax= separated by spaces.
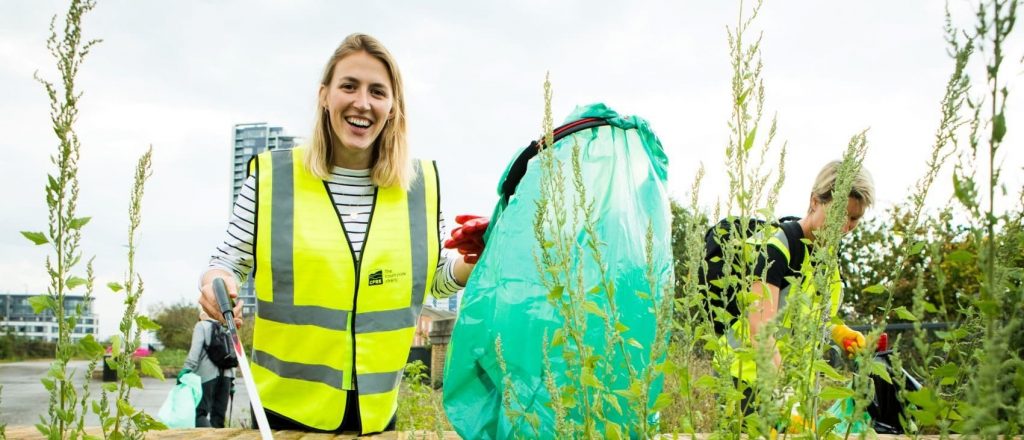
xmin=232 ymin=123 xmax=299 ymax=316
xmin=0 ymin=293 xmax=97 ymax=342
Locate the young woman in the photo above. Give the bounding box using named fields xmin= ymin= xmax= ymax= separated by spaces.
xmin=729 ymin=160 xmax=874 ymax=410
xmin=196 ymin=33 xmax=481 ymax=434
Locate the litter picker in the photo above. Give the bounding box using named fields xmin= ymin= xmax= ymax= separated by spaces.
xmin=214 ymin=277 xmax=272 ymax=439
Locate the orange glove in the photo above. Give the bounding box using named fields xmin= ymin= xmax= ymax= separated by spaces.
xmin=831 ymin=324 xmax=866 ymax=355
xmin=444 ymin=214 xmax=489 ymax=264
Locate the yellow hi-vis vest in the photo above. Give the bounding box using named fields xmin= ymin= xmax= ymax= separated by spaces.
xmin=249 ymin=147 xmax=440 ymax=432
xmin=724 ymin=226 xmax=843 ymax=383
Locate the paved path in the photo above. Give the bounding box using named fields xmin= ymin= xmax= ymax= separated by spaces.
xmin=0 ymin=359 xmax=252 ymax=428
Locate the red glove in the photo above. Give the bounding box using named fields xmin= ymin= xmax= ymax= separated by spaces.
xmin=444 ymin=214 xmax=489 ymax=264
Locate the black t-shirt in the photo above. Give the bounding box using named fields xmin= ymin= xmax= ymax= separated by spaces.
xmin=752 ymin=220 xmax=807 ymax=290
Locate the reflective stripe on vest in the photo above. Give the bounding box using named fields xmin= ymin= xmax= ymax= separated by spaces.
xmin=724 ymin=227 xmax=843 ymax=382
xmin=249 ymin=147 xmax=440 ymax=432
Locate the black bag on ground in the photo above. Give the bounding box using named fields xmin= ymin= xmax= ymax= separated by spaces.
xmin=867 ymin=349 xmax=923 ymax=434
xmin=697 ymin=216 xmax=800 ymax=334
xmin=205 ymin=321 xmax=239 ymax=370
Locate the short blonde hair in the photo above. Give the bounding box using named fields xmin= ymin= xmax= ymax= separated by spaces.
xmin=810 ymin=160 xmax=875 ymax=208
xmin=306 ymin=33 xmax=413 ymax=190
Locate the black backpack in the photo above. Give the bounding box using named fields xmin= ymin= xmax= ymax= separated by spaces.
xmin=697 ymin=216 xmax=801 ymax=334
xmin=205 ymin=321 xmax=239 ymax=370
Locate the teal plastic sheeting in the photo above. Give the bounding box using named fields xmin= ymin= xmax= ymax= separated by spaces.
xmin=443 ymin=103 xmax=672 ymax=439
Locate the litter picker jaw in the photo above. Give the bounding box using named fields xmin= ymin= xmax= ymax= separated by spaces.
xmin=213 ymin=278 xmax=273 ymax=439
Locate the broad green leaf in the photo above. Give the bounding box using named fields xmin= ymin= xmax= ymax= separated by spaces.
xmin=910 ymin=408 xmax=937 ymax=427
xmin=993 ymin=112 xmax=1006 ymax=142
xmin=581 ymin=371 xmax=603 ymax=389
xmin=614 ymin=388 xmax=640 ymax=401
xmin=694 ymin=374 xmax=717 ymax=390
xmin=69 ymin=216 xmax=92 ymax=230
xmin=116 ymin=399 xmax=136 ymax=417
xmin=550 ymin=329 xmax=565 ymax=348
xmin=78 ymin=334 xmax=104 ymax=357
xmin=139 ymin=357 xmax=164 ymax=380
xmin=652 ymin=393 xmax=674 ymax=412
xmin=867 ymin=359 xmax=892 ymax=384
xmin=124 ymin=370 xmax=143 ymax=388
xmin=29 ymin=295 xmax=55 ymax=314
xmin=946 ymin=249 xmax=974 ymax=263
xmin=91 ymin=401 xmax=102 ymax=414
xmin=909 ymin=241 xmax=926 ymax=255
xmin=581 ymin=300 xmax=606 ymax=318
xmin=932 ymin=362 xmax=959 ymax=379
xmin=20 ymin=231 xmax=48 ymax=245
xmin=813 ymin=360 xmax=847 ymax=381
xmin=904 ymin=388 xmax=939 ymax=410
xmin=614 ymin=322 xmax=629 ymax=334
xmin=893 ymin=306 xmax=917 ymax=321
xmin=743 ymin=126 xmax=758 ymax=152
xmin=135 ymin=315 xmax=161 ymax=331
xmin=560 ymin=391 xmax=577 ymax=409
xmin=548 ymin=285 xmax=564 ymax=301
xmin=603 ymin=394 xmax=623 ymax=415
xmin=66 ymin=276 xmax=87 ymax=289
xmin=861 ymin=284 xmax=886 ymax=295
xmin=606 ymin=422 xmax=624 ymax=440
xmin=817 ymin=416 xmax=842 ymax=437
xmin=108 ymin=282 xmax=124 ymax=293
xmin=103 ymin=382 xmax=117 ymax=393
xmin=110 ymin=335 xmax=122 ymax=356
xmin=819 ymin=386 xmax=855 ymax=401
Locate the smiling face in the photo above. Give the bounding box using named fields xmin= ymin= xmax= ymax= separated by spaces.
xmin=318 ymin=51 xmax=394 ymax=167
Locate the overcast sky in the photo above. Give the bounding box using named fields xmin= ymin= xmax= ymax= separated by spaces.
xmin=1 ymin=1 xmax=1021 ymax=339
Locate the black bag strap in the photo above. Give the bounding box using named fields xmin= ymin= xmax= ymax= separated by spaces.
xmin=777 ymin=216 xmax=804 ymax=271
xmin=499 ymin=117 xmax=609 ymax=205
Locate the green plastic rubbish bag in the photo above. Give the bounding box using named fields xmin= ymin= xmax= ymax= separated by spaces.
xmin=825 ymin=396 xmax=872 ymax=435
xmin=443 ymin=103 xmax=672 ymax=439
xmin=157 ymin=372 xmax=202 ymax=428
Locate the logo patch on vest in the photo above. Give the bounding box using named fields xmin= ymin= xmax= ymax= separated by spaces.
xmin=368 ymin=270 xmax=384 ymax=286
xmin=367 ymin=268 xmax=406 ymax=286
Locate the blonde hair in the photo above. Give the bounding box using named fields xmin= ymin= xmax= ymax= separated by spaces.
xmin=306 ymin=33 xmax=413 ymax=190
xmin=810 ymin=160 xmax=875 ymax=208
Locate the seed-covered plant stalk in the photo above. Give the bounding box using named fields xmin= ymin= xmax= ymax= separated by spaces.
xmin=705 ymin=0 xmax=791 ymax=436
xmin=953 ymin=0 xmax=1023 ymax=435
xmin=22 ymin=1 xmax=105 ymax=438
xmin=396 ymin=361 xmax=448 ymax=438
xmin=99 ymin=147 xmax=165 ymax=439
xmin=1 ymin=385 xmax=6 ymax=440
xmin=531 ymin=72 xmax=603 ymax=438
xmin=528 ymin=71 xmax=667 ymax=439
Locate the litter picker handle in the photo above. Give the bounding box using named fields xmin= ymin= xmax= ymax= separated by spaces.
xmin=211 ymin=277 xmax=272 ymax=440
xmin=212 ymin=278 xmax=236 ymax=325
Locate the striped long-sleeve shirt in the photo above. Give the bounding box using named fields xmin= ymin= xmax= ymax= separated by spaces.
xmin=207 ymin=166 xmax=464 ymax=298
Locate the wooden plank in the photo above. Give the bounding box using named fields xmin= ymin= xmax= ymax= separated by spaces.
xmin=2 ymin=426 xmax=968 ymax=439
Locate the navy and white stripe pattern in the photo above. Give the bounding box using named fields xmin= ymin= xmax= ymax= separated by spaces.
xmin=208 ymin=166 xmax=464 ymax=298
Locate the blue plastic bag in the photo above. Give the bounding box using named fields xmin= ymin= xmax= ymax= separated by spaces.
xmin=157 ymin=372 xmax=203 ymax=429
xmin=443 ymin=103 xmax=672 ymax=439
